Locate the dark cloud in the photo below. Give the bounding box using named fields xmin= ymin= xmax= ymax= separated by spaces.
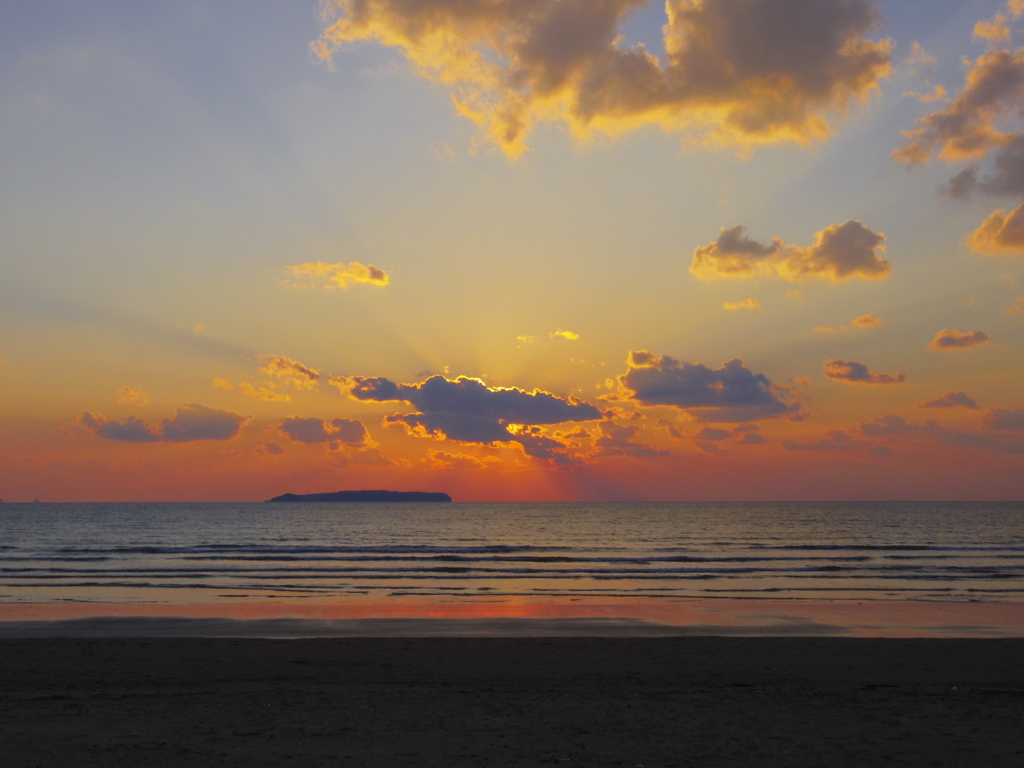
xmin=919 ymin=391 xmax=979 ymax=410
xmin=857 ymin=413 xmax=1024 ymax=455
xmin=738 ymin=432 xmax=767 ymax=445
xmin=927 ymin=329 xmax=990 ymax=351
xmin=79 ymin=405 xmax=250 ymax=443
xmin=160 ymin=404 xmax=251 ymax=442
xmin=619 ymin=351 xmax=789 ymax=422
xmin=823 ymin=359 xmax=905 ymax=385
xmin=895 ymin=48 xmax=1024 ymax=166
xmin=593 ymin=421 xmax=669 ymax=458
xmin=339 ymin=374 xmax=600 ymax=461
xmin=691 ymin=221 xmax=891 ymax=283
xmin=941 ymin=136 xmax=1024 ymax=199
xmin=984 ymin=408 xmax=1024 ymax=431
xmin=870 ymin=445 xmax=894 ymax=459
xmin=782 ymin=430 xmax=858 ymax=451
xmin=315 ymin=0 xmax=891 ymax=156
xmin=696 ymin=427 xmax=732 ymax=441
xmin=277 ymin=416 xmax=370 ymax=445
xmin=79 ymin=413 xmax=160 ymax=443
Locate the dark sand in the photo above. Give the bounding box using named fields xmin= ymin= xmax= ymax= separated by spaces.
xmin=3 ymin=637 xmax=1023 ymax=767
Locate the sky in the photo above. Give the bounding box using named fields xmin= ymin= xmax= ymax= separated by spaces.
xmin=1 ymin=0 xmax=1023 ymax=502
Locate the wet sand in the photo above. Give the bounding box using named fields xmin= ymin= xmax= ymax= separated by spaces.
xmin=2 ymin=636 xmax=1024 ymax=767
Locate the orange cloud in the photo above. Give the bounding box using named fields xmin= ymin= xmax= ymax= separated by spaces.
xmin=117 ymin=386 xmax=149 ymax=406
xmin=258 ymin=355 xmax=321 ymax=390
xmin=286 ymin=261 xmax=389 ymax=288
xmin=238 ymin=382 xmax=291 ymax=402
xmin=429 ymin=451 xmax=499 ymax=470
xmin=315 ymin=0 xmax=891 ymax=157
xmin=723 ymin=297 xmax=760 ymax=311
xmin=967 ymin=203 xmax=1024 ymax=255
xmin=852 ymin=314 xmax=883 ymax=328
xmin=1007 ymin=296 xmax=1024 ymax=315
xmin=927 ymin=329 xmax=990 ymax=351
xmin=213 ymin=378 xmax=234 ymax=391
xmin=919 ymin=391 xmax=979 ymax=410
xmin=783 ymin=429 xmax=858 ymax=452
xmin=691 ymin=221 xmax=890 ymax=283
xmin=814 ymin=313 xmax=882 ymax=332
xmin=823 ymin=359 xmax=905 ymax=385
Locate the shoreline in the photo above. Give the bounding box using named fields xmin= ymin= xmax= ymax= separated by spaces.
xmin=3 ymin=597 xmax=1024 ymax=638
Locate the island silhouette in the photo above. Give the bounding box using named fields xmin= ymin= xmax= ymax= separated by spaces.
xmin=268 ymin=490 xmax=452 ymax=503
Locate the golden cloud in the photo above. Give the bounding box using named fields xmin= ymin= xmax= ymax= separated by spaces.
xmin=287 ymin=261 xmax=389 ymax=288
xmin=550 ymin=329 xmax=580 ymax=340
xmin=691 ymin=221 xmax=891 ymax=283
xmin=238 ymin=381 xmax=291 ymax=402
xmin=257 ymin=355 xmax=321 ymax=391
xmin=117 ymin=386 xmax=149 ymax=406
xmin=967 ymin=203 xmax=1024 ymax=255
xmin=823 ymin=359 xmax=905 ymax=385
xmin=315 ymin=0 xmax=891 ymax=156
xmin=723 ymin=297 xmax=761 ymax=311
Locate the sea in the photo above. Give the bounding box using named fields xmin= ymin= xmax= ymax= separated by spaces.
xmin=2 ymin=501 xmax=1024 ymax=636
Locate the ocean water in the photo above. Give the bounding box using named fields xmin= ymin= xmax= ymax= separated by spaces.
xmin=2 ymin=501 xmax=1024 ymax=606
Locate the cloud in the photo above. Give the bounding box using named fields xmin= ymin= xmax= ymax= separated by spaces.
xmin=984 ymin=407 xmax=1024 ymax=431
xmin=857 ymin=413 xmax=1024 ymax=455
xmin=782 ymin=429 xmax=858 ymax=451
xmin=870 ymin=445 xmax=894 ymax=459
xmin=814 ymin=313 xmax=882 ymax=332
xmin=213 ymin=378 xmax=234 ymax=391
xmin=277 ymin=416 xmax=370 ymax=445
xmin=337 ymin=373 xmax=601 ymax=460
xmin=927 ymin=329 xmax=990 ymax=351
xmin=160 ymin=404 xmax=251 ymax=442
xmin=286 ymin=261 xmax=389 ymax=288
xmin=619 ymin=351 xmax=790 ymax=422
xmin=550 ymin=329 xmax=580 ymax=340
xmin=315 ymin=0 xmax=891 ymax=157
xmin=193 ymin=323 xmax=207 ymax=334
xmin=823 ymin=359 xmax=905 ymax=385
xmin=894 ymin=48 xmax=1024 ymax=166
xmin=80 ymin=404 xmax=250 ymax=443
xmin=79 ymin=412 xmax=160 ymax=443
xmin=1007 ymin=296 xmax=1024 ymax=315
xmin=238 ymin=382 xmax=291 ymax=402
xmin=593 ymin=421 xmax=669 ymax=458
xmin=258 ymin=355 xmax=321 ymax=390
xmin=117 ymin=386 xmax=149 ymax=406
xmin=967 ymin=203 xmax=1024 ymax=254
xmin=256 ymin=442 xmax=286 ymax=456
xmin=429 ymin=451 xmax=499 ymax=470
xmin=723 ymin=297 xmax=761 ymax=311
xmin=738 ymin=431 xmax=767 ymax=445
xmin=852 ymin=314 xmax=883 ymax=328
xmin=919 ymin=391 xmax=979 ymax=410
xmin=690 ymin=221 xmax=891 ymax=283
xmin=696 ymin=427 xmax=732 ymax=441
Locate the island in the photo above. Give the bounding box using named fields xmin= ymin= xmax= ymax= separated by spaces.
xmin=267 ymin=490 xmax=452 ymax=503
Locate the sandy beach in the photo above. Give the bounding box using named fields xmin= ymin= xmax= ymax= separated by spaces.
xmin=3 ymin=636 xmax=1023 ymax=767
